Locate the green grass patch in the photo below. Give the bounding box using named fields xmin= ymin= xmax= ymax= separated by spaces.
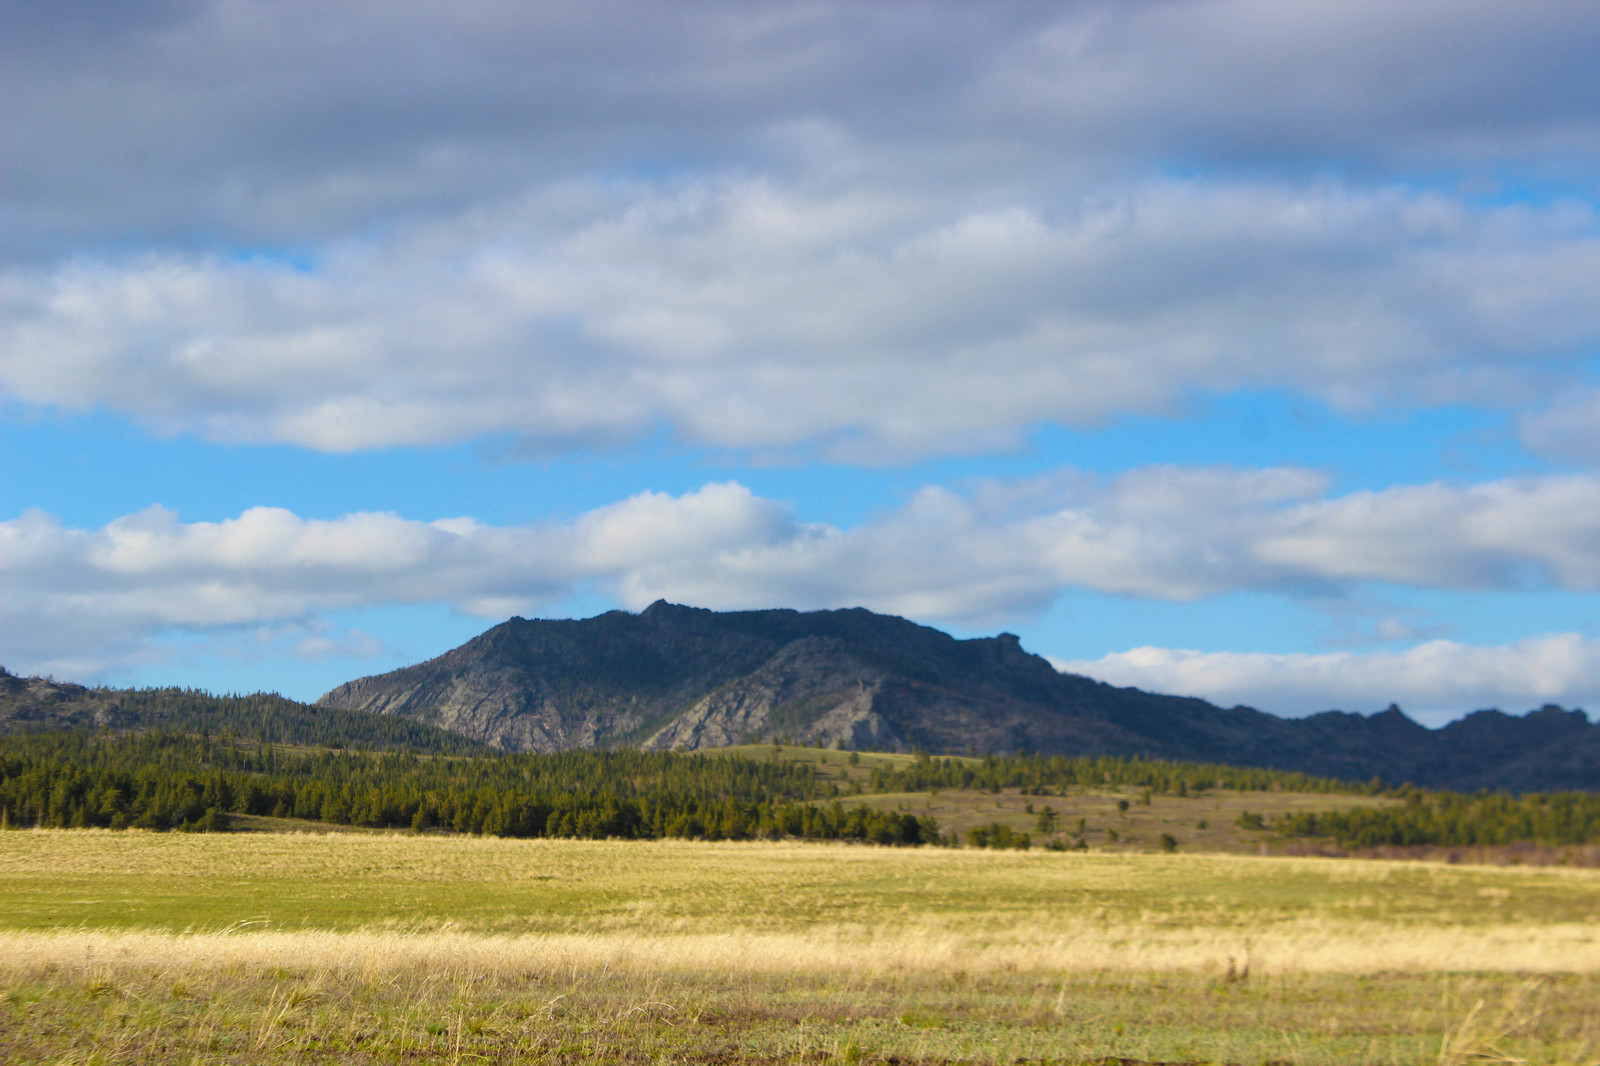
xmin=5 ymin=831 xmax=1600 ymax=935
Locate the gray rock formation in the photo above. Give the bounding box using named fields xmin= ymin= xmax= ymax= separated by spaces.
xmin=315 ymin=602 xmax=1600 ymax=790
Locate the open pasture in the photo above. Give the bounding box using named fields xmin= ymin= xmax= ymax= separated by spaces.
xmin=709 ymin=744 xmax=1401 ymax=854
xmin=3 ymin=831 xmax=1598 ymax=1064
xmin=840 ymin=786 xmax=1395 ymax=854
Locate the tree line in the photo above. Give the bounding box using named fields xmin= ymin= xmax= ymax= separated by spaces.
xmin=0 ymin=731 xmax=942 ymax=845
xmin=867 ymin=751 xmax=1382 ymax=798
xmin=4 ymin=729 xmax=1599 ymax=848
xmin=12 ymin=687 xmax=488 ymax=754
xmin=1270 ymin=789 xmax=1600 ymax=848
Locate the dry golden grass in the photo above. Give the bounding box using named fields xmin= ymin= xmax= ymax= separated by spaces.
xmin=3 ymin=830 xmax=1598 ymax=975
xmin=714 ymin=747 xmax=1401 ymax=854
xmin=3 ymin=919 xmax=1599 ymax=981
xmin=5 ymin=832 xmax=1600 ymax=1063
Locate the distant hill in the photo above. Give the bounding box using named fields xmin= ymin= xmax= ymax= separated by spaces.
xmin=0 ymin=667 xmax=487 ymax=754
xmin=317 ymin=602 xmax=1600 ymax=791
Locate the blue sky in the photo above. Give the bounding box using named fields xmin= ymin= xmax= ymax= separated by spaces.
xmin=3 ymin=1 xmax=1599 ymax=725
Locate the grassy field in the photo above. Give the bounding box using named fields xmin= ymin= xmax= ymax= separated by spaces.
xmin=6 ymin=960 xmax=1594 ymax=1065
xmin=3 ymin=830 xmax=1599 ymax=1064
xmin=842 ymin=786 xmax=1393 ymax=854
xmin=710 ymin=745 xmax=1399 ymax=854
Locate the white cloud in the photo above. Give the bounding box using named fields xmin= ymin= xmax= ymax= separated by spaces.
xmin=1255 ymin=476 xmax=1600 ymax=590
xmin=8 ymin=468 xmax=1600 ymax=680
xmin=1055 ymin=634 xmax=1600 ymax=723
xmin=5 ymin=180 xmax=1598 ymax=460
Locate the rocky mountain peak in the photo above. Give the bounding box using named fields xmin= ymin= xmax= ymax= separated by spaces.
xmin=315 ymin=604 xmax=1600 ymax=791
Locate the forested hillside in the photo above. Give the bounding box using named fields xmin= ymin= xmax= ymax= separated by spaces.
xmin=6 ymin=652 xmax=1598 ymax=852
xmin=0 ymin=731 xmax=936 ymax=844
xmin=0 ymin=668 xmax=486 ymax=753
xmin=4 ymin=729 xmax=1598 ymax=850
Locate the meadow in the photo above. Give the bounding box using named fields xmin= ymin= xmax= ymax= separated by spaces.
xmin=3 ymin=830 xmax=1598 ymax=1064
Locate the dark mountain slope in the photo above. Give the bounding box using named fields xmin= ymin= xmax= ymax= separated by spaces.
xmin=0 ymin=667 xmax=487 ymax=754
xmin=317 ymin=602 xmax=1599 ymax=791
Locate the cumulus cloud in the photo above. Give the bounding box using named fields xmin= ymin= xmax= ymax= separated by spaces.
xmin=8 ymin=468 xmax=1600 ymax=678
xmin=5 ymin=180 xmax=1598 ymax=460
xmin=1256 ymin=475 xmax=1600 ymax=590
xmin=1055 ymin=635 xmax=1600 ymax=723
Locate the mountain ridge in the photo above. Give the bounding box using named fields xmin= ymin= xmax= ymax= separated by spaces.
xmin=316 ymin=601 xmax=1600 ymax=791
xmin=0 ymin=666 xmax=488 ymax=754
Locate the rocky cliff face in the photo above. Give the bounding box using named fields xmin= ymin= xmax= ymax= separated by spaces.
xmin=315 ymin=603 xmax=1600 ymax=791
xmin=318 ymin=602 xmax=1081 ymax=754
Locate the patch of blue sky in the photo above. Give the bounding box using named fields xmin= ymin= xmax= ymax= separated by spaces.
xmin=997 ymin=583 xmax=1598 ymax=684
xmin=884 ymin=391 xmax=1543 ymax=500
xmin=1569 ymin=350 xmax=1600 ymax=385
xmin=945 ymin=587 xmax=1325 ymax=659
xmin=0 ymin=387 xmax=1553 ymax=534
xmin=1327 ymin=586 xmax=1599 ymax=648
xmin=714 ymin=393 xmax=1547 ymax=527
xmin=114 ymin=604 xmax=493 ymax=702
xmin=1461 ymin=170 xmax=1600 ymax=207
xmin=0 ymin=408 xmax=699 ymax=528
xmin=223 ymin=244 xmax=322 ymax=273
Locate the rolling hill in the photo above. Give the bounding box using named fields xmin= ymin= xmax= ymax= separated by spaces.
xmin=0 ymin=667 xmax=487 ymax=754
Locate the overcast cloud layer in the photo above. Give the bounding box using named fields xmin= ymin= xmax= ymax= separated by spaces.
xmin=3 ymin=1 xmax=1599 ymax=714
xmin=6 ymin=0 xmax=1599 ymax=246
